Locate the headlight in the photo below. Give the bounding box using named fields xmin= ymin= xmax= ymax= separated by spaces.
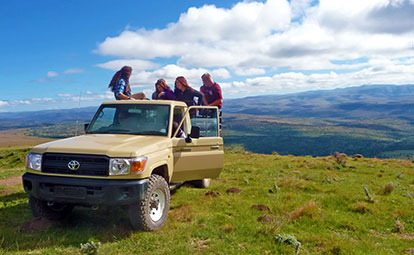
xmin=109 ymin=159 xmax=130 ymax=175
xmin=109 ymin=156 xmax=147 ymax=175
xmin=26 ymin=153 xmax=42 ymax=171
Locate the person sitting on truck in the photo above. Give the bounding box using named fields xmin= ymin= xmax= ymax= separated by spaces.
xmin=152 ymin=79 xmax=176 ymax=100
xmin=108 ymin=66 xmax=146 ymax=100
xmin=200 ymin=73 xmax=223 ymax=109
xmin=174 ymin=76 xmax=203 ymax=106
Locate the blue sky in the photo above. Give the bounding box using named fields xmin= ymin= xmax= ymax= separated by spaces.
xmin=1 ymin=0 xmax=413 ymax=112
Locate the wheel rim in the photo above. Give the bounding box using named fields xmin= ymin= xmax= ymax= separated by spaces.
xmin=149 ymin=188 xmax=165 ymax=222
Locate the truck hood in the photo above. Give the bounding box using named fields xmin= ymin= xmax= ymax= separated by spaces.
xmin=31 ymin=134 xmax=170 ymax=157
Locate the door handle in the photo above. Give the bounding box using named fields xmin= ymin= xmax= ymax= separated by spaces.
xmin=177 ymin=148 xmax=191 ymax=152
xmin=211 ymin=145 xmax=220 ymax=150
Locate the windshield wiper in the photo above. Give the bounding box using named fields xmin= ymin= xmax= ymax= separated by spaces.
xmin=88 ymin=128 xmax=131 ymax=134
xmin=132 ymin=131 xmax=165 ymax=135
xmin=104 ymin=128 xmax=131 ymax=132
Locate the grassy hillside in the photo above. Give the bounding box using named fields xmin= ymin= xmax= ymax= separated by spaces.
xmin=1 ymin=149 xmax=414 ymax=254
xmin=223 ymin=114 xmax=414 ymax=158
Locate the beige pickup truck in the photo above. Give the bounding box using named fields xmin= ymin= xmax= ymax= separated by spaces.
xmin=22 ymin=100 xmax=223 ymax=231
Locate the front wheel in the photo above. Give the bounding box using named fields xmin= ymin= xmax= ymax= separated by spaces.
xmin=29 ymin=196 xmax=73 ymax=220
xmin=128 ymin=175 xmax=170 ymax=231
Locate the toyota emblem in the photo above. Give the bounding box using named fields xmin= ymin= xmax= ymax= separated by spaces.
xmin=68 ymin=160 xmax=80 ymax=170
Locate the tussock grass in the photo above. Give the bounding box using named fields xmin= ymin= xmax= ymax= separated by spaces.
xmin=1 ymin=150 xmax=414 ymax=254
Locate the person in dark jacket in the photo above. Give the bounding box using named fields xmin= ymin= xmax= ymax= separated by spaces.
xmin=152 ymin=79 xmax=176 ymax=100
xmin=174 ymin=76 xmax=203 ymax=106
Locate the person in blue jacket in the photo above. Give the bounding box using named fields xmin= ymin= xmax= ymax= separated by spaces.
xmin=108 ymin=66 xmax=145 ymax=100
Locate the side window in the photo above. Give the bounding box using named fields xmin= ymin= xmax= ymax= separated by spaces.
xmin=172 ymin=107 xmax=185 ymax=137
xmin=190 ymin=108 xmax=218 ymax=137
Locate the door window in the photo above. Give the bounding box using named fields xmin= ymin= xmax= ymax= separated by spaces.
xmin=190 ymin=108 xmax=218 ymax=137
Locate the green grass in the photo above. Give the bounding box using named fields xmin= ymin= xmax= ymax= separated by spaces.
xmin=1 ymin=151 xmax=414 ymax=254
xmin=0 ymin=148 xmax=30 ymax=179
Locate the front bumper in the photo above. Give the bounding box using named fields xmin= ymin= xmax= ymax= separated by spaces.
xmin=22 ymin=173 xmax=148 ymax=206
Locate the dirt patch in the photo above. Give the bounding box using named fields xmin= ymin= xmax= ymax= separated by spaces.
xmin=0 ymin=189 xmax=14 ymax=195
xmin=226 ymin=187 xmax=241 ymax=193
xmin=395 ymin=233 xmax=414 ymax=240
xmin=405 ymin=248 xmax=414 ymax=254
xmin=220 ymin=224 xmax=235 ymax=232
xmin=251 ymin=204 xmax=270 ymax=212
xmin=191 ymin=238 xmax=210 ymax=251
xmin=0 ymin=176 xmax=22 ymax=186
xmin=169 ymin=205 xmax=192 ymax=222
xmin=205 ymin=191 xmax=220 ymax=197
xmin=18 ymin=217 xmax=55 ymax=232
xmin=0 ymin=129 xmax=53 ymax=148
xmin=257 ymin=215 xmax=275 ymax=223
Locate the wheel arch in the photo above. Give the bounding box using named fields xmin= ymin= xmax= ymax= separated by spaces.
xmin=150 ymin=164 xmax=170 ymax=183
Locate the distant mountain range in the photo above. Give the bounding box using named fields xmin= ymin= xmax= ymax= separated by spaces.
xmin=0 ymin=106 xmax=98 ymax=130
xmin=1 ymin=84 xmax=414 ymax=130
xmin=224 ymin=84 xmax=414 ymax=120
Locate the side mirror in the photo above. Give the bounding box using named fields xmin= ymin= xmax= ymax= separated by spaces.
xmin=185 ymin=126 xmax=200 ymax=143
xmin=190 ymin=126 xmax=200 ymax=139
xmin=84 ymin=123 xmax=89 ymax=132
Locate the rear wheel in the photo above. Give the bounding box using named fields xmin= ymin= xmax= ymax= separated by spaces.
xmin=190 ymin=178 xmax=211 ymax=188
xmin=29 ymin=196 xmax=73 ymax=220
xmin=128 ymin=174 xmax=170 ymax=231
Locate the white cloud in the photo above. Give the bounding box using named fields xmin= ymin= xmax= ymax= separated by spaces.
xmin=129 ymin=64 xmax=230 ymax=89
xmin=63 ymin=68 xmax=85 ymax=74
xmin=94 ymin=0 xmax=414 ymax=98
xmin=13 ymin=100 xmax=31 ymax=105
xmin=0 ymin=101 xmax=9 ymax=107
xmin=56 ymin=91 xmax=114 ymax=102
xmin=234 ymin=68 xmax=266 ymax=76
xmin=31 ymin=98 xmax=56 ymax=103
xmin=96 ymin=59 xmax=160 ymax=71
xmin=47 ymin=71 xmax=59 ymax=77
xmin=222 ymin=62 xmax=414 ymax=98
xmin=58 ymin=93 xmax=76 ymax=97
xmin=96 ymin=0 xmax=291 ymax=66
xmin=78 ymin=91 xmax=114 ymax=102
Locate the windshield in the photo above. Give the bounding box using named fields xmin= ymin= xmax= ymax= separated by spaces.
xmin=87 ymin=104 xmax=170 ymax=136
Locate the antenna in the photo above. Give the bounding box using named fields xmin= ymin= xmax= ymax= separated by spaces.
xmin=75 ymin=91 xmax=82 ymax=136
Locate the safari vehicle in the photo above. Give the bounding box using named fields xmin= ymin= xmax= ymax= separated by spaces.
xmin=22 ymin=100 xmax=223 ymax=231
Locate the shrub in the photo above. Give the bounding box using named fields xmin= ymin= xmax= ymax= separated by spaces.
xmin=289 ymin=201 xmax=320 ymax=220
xmin=382 ymin=182 xmax=394 ymax=195
xmin=80 ymin=240 xmax=101 ymax=255
xmin=354 ymin=202 xmax=370 ymax=213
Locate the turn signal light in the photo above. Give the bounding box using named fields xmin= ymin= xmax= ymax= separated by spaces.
xmin=131 ymin=157 xmax=147 ymax=172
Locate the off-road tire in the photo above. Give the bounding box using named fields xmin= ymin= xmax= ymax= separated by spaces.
xmin=29 ymin=196 xmax=74 ymax=220
xmin=190 ymin=178 xmax=211 ymax=188
xmin=128 ymin=174 xmax=170 ymax=231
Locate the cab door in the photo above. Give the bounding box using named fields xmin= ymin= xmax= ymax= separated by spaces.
xmin=171 ymin=106 xmax=224 ymax=182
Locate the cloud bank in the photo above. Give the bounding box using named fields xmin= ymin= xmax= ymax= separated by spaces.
xmin=95 ymin=0 xmax=414 ymax=98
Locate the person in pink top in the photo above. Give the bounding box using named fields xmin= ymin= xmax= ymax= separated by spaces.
xmin=200 ymin=73 xmax=223 ymax=109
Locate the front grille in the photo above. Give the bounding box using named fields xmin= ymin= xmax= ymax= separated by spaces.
xmin=42 ymin=153 xmax=109 ymax=176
